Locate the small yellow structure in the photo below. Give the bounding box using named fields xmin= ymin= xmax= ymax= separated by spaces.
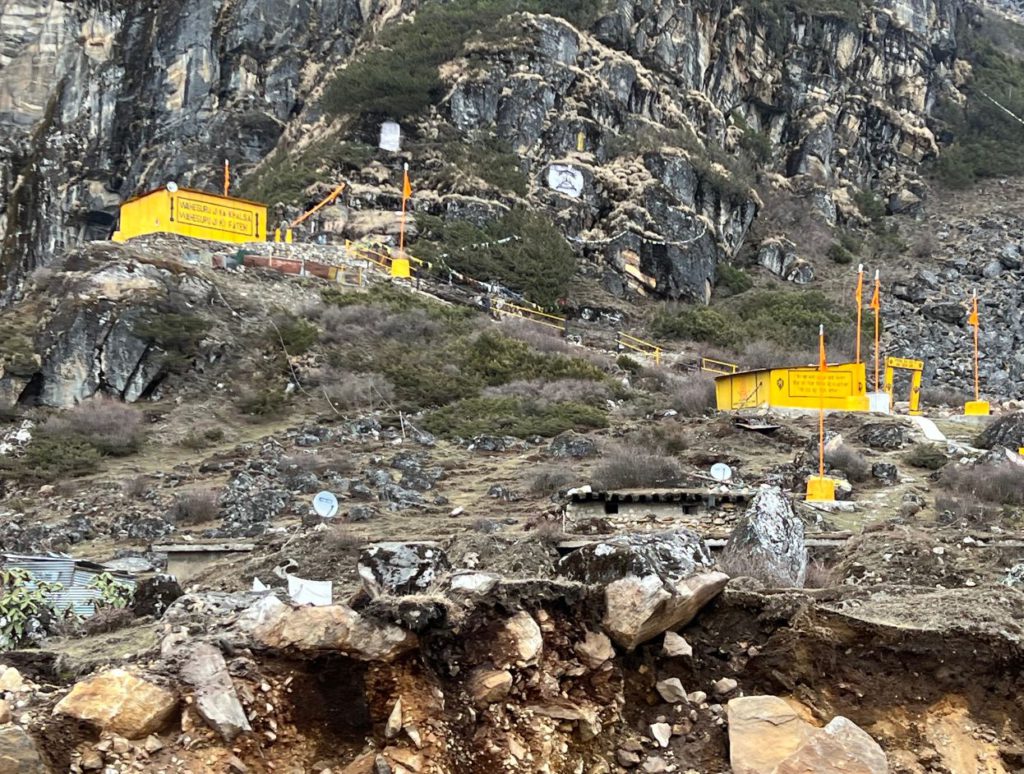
xmin=806 ymin=476 xmax=836 ymax=502
xmin=964 ymin=400 xmax=991 ymax=416
xmin=714 ymin=362 xmax=869 ymax=412
xmin=883 ymin=356 xmax=924 ymax=416
xmin=113 ymin=186 xmax=267 ymax=245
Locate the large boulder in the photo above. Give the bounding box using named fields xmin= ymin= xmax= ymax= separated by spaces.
xmin=558 ymin=531 xmax=714 ymax=585
xmin=720 ymin=487 xmax=807 ymax=588
xmin=180 ymin=643 xmax=251 ymax=742
xmin=602 ymin=571 xmax=729 ymax=651
xmin=54 ymin=669 xmax=178 ymax=738
xmin=978 ymin=412 xmax=1024 ymax=450
xmin=252 ymin=598 xmax=417 ymax=661
xmin=858 ymin=423 xmax=906 ymax=450
xmin=131 ymin=574 xmax=184 ymax=618
xmin=548 ymin=432 xmax=598 ymax=458
xmin=728 ymin=696 xmax=887 ymax=774
xmin=0 ymin=726 xmax=46 ymax=774
xmin=492 ymin=611 xmax=543 ymax=667
xmin=358 ymin=542 xmax=450 ymax=597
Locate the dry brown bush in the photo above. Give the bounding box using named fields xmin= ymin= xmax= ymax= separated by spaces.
xmin=323 ymin=522 xmax=363 ymax=552
xmin=530 ymin=467 xmax=575 ymax=495
xmin=940 ymin=461 xmax=1024 ymax=507
xmin=123 ymin=476 xmax=150 ymax=499
xmin=825 ymin=443 xmax=871 ymax=482
xmin=321 ymin=370 xmax=396 ymax=411
xmin=591 ymin=445 xmax=682 ymax=490
xmin=920 ymin=385 xmax=968 ymax=408
xmin=167 ymin=489 xmax=220 ymax=525
xmin=717 ymin=551 xmax=799 ymax=588
xmin=742 ymin=340 xmax=817 ymax=370
xmin=483 ymin=378 xmax=610 ymax=406
xmin=44 ymin=396 xmax=146 ymax=456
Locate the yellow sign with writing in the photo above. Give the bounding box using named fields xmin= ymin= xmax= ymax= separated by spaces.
xmin=785 ymin=369 xmax=855 ymax=399
xmin=885 ymin=356 xmax=923 ymax=371
xmin=174 ymin=196 xmax=257 ymax=237
xmin=113 ymin=186 xmax=267 ymax=245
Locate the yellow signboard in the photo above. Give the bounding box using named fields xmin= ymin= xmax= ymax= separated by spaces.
xmin=113 ymin=187 xmax=267 ymax=245
xmin=715 ymin=362 xmax=869 ymax=412
xmin=174 ymin=195 xmax=257 ymax=238
xmin=885 ymin=356 xmax=923 ymax=371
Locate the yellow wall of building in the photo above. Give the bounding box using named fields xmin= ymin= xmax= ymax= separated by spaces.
xmin=113 ymin=188 xmax=267 ymax=244
xmin=715 ymin=362 xmax=869 ymax=412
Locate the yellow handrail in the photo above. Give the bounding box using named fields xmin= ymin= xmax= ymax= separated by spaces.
xmin=495 ymin=301 xmax=567 ymax=332
xmin=700 ymin=357 xmax=739 ymax=375
xmin=617 ymin=332 xmax=662 ymax=365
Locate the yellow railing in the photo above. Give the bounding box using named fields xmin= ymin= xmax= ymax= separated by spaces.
xmin=495 ymin=301 xmax=567 ymax=333
xmin=700 ymin=357 xmax=739 ymax=375
xmin=617 ymin=332 xmax=662 ymax=365
xmin=345 ymin=240 xmax=431 ymax=272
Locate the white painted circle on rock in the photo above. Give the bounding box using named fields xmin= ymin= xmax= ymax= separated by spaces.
xmin=313 ymin=491 xmax=339 ymax=519
xmin=710 ymin=463 xmax=733 ymax=482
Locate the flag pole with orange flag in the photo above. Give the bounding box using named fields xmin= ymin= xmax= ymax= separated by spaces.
xmin=392 ymin=163 xmax=412 ymax=278
xmin=964 ymin=290 xmax=990 ymax=415
xmin=223 ymin=159 xmax=230 ymax=197
xmin=854 ymin=264 xmax=864 ymax=364
xmin=807 ymin=323 xmax=835 ymax=502
xmin=869 ymin=269 xmax=881 ymax=392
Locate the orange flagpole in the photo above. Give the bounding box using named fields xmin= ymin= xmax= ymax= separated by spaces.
xmin=399 ymin=163 xmax=411 ymax=258
xmin=223 ymin=159 xmax=230 ymax=197
xmin=871 ymin=270 xmax=881 ymax=392
xmin=855 ymin=264 xmax=864 ymax=364
xmin=972 ymin=291 xmax=980 ymax=401
xmin=818 ymin=324 xmax=826 ymax=480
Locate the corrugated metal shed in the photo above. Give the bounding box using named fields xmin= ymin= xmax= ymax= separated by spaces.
xmin=1 ymin=554 xmax=137 ymax=618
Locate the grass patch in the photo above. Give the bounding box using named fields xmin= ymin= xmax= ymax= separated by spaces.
xmin=422 ymin=396 xmax=607 ymax=438
xmin=0 ymin=436 xmax=101 ymax=483
xmin=903 ymin=444 xmax=948 ymax=471
xmin=940 ymin=461 xmax=1024 ymax=507
xmin=653 ymin=289 xmax=851 ymax=351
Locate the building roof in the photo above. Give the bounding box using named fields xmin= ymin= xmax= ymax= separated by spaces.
xmin=569 ymin=487 xmax=757 ymax=503
xmin=122 ymin=185 xmax=267 ymax=209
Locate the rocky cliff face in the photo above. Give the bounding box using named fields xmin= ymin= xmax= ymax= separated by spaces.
xmin=0 ymin=0 xmax=970 ymax=305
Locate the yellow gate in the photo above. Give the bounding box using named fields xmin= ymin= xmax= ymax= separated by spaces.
xmin=883 ymin=356 xmax=924 ymax=415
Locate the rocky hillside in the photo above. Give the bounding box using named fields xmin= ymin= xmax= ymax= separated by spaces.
xmin=0 ymin=0 xmax=1000 ymax=307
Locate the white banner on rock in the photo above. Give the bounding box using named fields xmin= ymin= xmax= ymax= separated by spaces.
xmin=547 ymin=164 xmax=584 ymax=198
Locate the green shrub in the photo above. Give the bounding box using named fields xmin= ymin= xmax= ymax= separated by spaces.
xmin=417 ymin=209 xmax=576 ymax=308
xmin=716 ymin=263 xmax=753 ymax=295
xmin=853 ymin=189 xmax=886 ymax=222
xmin=268 ymin=314 xmax=318 ymax=355
xmin=827 ymin=242 xmax=855 ymax=264
xmin=135 ymin=310 xmax=207 ymax=371
xmin=651 ymin=307 xmax=737 ymax=348
xmin=240 ymin=141 xmax=374 ymax=205
xmin=422 ymin=396 xmax=607 ymax=438
xmin=903 ymin=445 xmax=948 ymax=471
xmin=617 ymin=354 xmax=643 ymax=373
xmin=236 ymin=383 xmax=291 ymax=419
xmin=0 ymin=568 xmax=65 ymax=648
xmin=461 ymin=331 xmax=604 ymax=386
xmin=0 ymin=435 xmax=102 ymax=482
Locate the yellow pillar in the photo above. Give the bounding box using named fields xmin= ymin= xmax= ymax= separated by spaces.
xmin=285 ymin=229 xmax=293 ymax=244
xmin=274 ymin=228 xmax=281 ymax=243
xmin=391 ymin=257 xmax=411 ymax=278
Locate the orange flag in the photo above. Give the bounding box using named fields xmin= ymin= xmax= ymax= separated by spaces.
xmin=402 ymin=166 xmax=412 ymax=200
xmin=854 ymin=265 xmax=864 ymax=306
xmin=224 ymin=159 xmax=230 ymax=196
xmin=869 ymin=272 xmax=880 ymax=311
xmin=968 ymin=294 xmax=979 ymax=327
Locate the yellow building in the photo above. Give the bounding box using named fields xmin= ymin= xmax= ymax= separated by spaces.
xmin=113 ymin=186 xmax=267 ymax=245
xmin=715 ymin=362 xmax=870 ymax=412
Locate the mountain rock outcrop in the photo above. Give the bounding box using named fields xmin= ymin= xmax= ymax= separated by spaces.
xmin=0 ymin=0 xmax=971 ymax=305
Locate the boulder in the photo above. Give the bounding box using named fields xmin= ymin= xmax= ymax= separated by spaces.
xmin=649 ymin=722 xmax=672 ymax=748
xmin=871 ymin=463 xmax=898 ymax=485
xmin=494 ymin=611 xmax=543 ymax=667
xmin=253 ymin=600 xmax=418 ymax=661
xmin=358 ymin=542 xmax=450 ymax=597
xmin=728 ymin=696 xmax=887 ymax=774
xmin=858 ymin=423 xmax=906 ymax=450
xmin=467 ymin=668 xmax=513 ymax=706
xmin=574 ymin=630 xmax=615 ymax=668
xmin=757 ymin=238 xmax=814 ymax=284
xmin=602 ymin=571 xmax=729 ymax=651
xmin=548 ymin=432 xmax=598 ymax=458
xmin=0 ymin=726 xmax=45 ymax=774
xmin=978 ymin=412 xmax=1024 ymax=450
xmin=558 ymin=531 xmax=714 ymax=585
xmin=180 ymin=643 xmax=251 ymax=742
xmin=54 ymin=669 xmax=178 ymax=738
xmin=720 ymin=487 xmax=807 ymax=588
